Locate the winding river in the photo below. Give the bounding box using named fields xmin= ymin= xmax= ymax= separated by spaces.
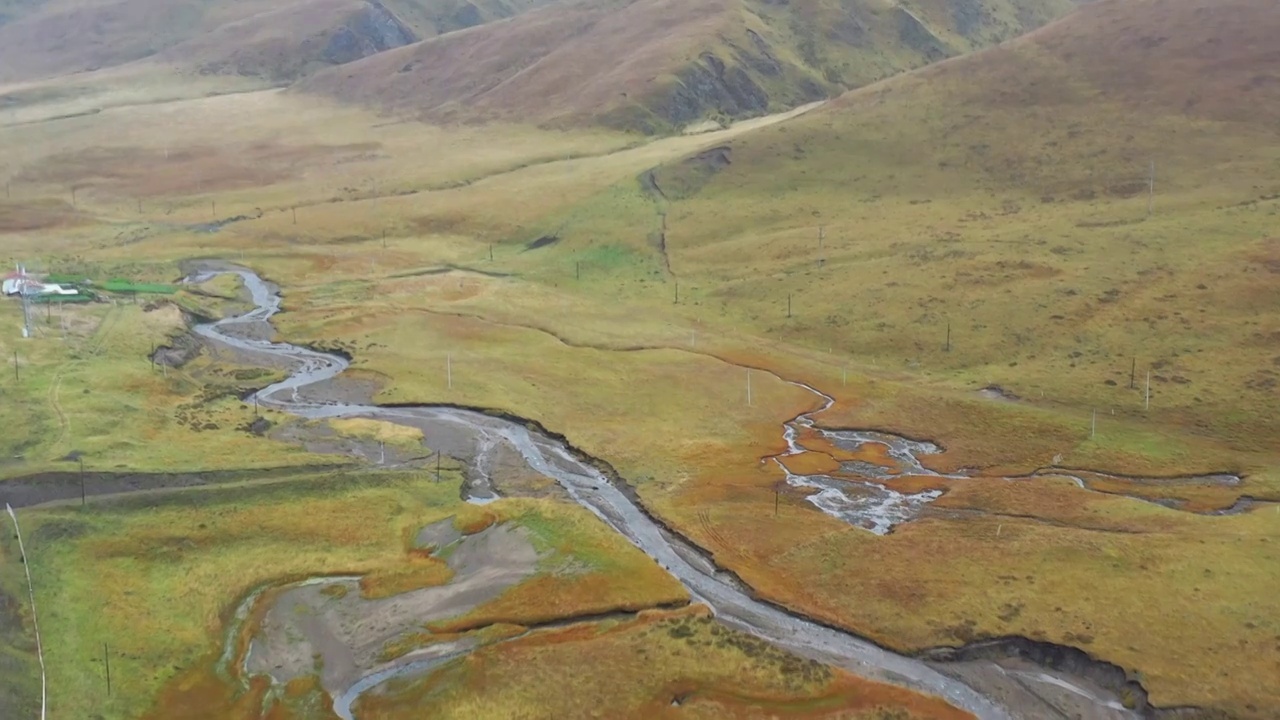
xmin=189 ymin=265 xmax=1132 ymax=720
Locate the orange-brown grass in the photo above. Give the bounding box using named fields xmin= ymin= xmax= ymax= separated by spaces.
xmin=355 ymin=514 xmax=481 ymax=599
xmin=656 ymin=482 xmax=1279 ymax=715
xmin=296 ymin=0 xmax=734 ymax=128
xmin=0 ymin=198 xmax=87 ymax=231
xmin=264 ymin=675 xmax=341 ymax=720
xmin=777 ymin=450 xmax=841 ymax=476
xmin=379 ymin=623 xmax=527 ymax=664
xmin=429 ymin=573 xmax=688 ymax=634
xmin=1051 ymin=470 xmax=1249 ymax=513
xmin=145 ymin=665 xmax=338 ymax=720
xmin=431 ymin=500 xmax=689 ymax=633
xmin=15 ymin=142 xmax=377 ymax=199
xmin=794 ymin=427 xmax=904 ymax=473
xmin=269 ymin=293 xmax=819 ymax=484
xmin=358 ymin=553 xmax=454 ymax=600
xmin=451 ymin=504 xmax=498 ymax=535
xmin=258 ymin=263 xmax=1278 ymax=716
xmin=142 ymin=662 xmax=273 ymax=720
xmin=880 ymin=475 xmax=954 ymax=494
xmin=359 ymin=608 xmax=974 ymax=720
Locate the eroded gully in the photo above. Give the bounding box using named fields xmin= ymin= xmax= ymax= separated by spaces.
xmin=191 ymin=266 xmax=1129 ymax=720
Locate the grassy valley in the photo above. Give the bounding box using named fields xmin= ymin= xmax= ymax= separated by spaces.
xmin=0 ymin=0 xmax=1277 ymax=718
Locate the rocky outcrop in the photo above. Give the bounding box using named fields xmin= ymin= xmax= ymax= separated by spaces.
xmin=660 ymin=54 xmax=771 ymax=127
xmin=322 ymin=1 xmax=416 ymax=66
xmin=895 ymin=5 xmax=952 ymax=62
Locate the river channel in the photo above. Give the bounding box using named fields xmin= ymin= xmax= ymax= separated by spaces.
xmin=190 ymin=265 xmax=1144 ymax=720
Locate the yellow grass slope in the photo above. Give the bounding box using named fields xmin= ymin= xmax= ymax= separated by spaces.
xmin=636 ymin=0 xmax=1280 ymax=459
xmin=297 ymin=0 xmax=1077 ymax=132
xmin=0 ymin=0 xmax=559 ymax=87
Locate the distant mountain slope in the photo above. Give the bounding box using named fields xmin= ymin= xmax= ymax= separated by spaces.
xmin=297 ymin=0 xmax=1078 ymax=132
xmin=0 ymin=0 xmax=555 ymax=84
xmin=386 ymin=0 xmax=559 ymax=39
xmin=693 ymin=0 xmax=1280 ymax=202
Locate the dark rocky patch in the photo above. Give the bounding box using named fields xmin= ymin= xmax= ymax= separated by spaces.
xmin=921 ymin=637 xmax=1225 ymax=719
xmin=242 ymin=416 xmax=274 ymax=436
xmin=895 ymin=6 xmax=952 ymax=62
xmin=525 ymin=235 xmax=560 ymax=251
xmin=152 ymin=330 xmax=203 ymax=369
xmin=661 ymin=55 xmax=770 ymax=127
xmin=643 ymin=146 xmax=733 ymax=202
xmin=449 ymin=2 xmax=485 ymax=30
xmin=321 ymin=1 xmax=416 ymax=66
xmin=951 ymin=0 xmax=990 ymax=39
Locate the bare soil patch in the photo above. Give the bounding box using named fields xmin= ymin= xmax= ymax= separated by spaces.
xmin=245 ymin=524 xmax=539 ymax=695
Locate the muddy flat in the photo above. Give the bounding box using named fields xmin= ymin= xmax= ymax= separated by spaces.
xmin=246 ymin=523 xmax=538 ymax=695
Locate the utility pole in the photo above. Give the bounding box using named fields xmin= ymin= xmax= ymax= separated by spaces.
xmin=1091 ymin=409 xmax=1097 ymax=439
xmin=1130 ymin=357 xmax=1136 ymax=389
xmin=774 ymin=488 xmax=779 ymax=517
xmin=674 ymin=282 xmax=679 ymax=304
xmin=945 ymin=321 xmax=951 ymax=352
xmin=787 ymin=294 xmax=792 ymax=318
xmin=446 ymin=354 xmax=452 ymax=390
xmin=746 ymin=369 xmax=752 ymax=407
xmin=104 ymin=643 xmax=111 ymax=695
xmin=488 ymin=244 xmax=493 ymax=262
xmin=1145 ymin=371 xmax=1151 ymax=410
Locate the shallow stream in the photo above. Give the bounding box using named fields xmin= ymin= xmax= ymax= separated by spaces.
xmin=191 ymin=266 xmax=1144 ymax=720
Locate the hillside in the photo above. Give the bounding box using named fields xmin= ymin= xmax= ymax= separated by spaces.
xmin=474 ymin=0 xmax=1280 ymax=713
xmin=297 ymin=0 xmax=1078 ymax=132
xmin=0 ymin=0 xmax=556 ymax=84
xmin=573 ymin=0 xmax=1280 ymax=459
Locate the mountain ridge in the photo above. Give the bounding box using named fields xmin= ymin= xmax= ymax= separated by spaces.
xmin=296 ymin=0 xmax=1078 ymax=132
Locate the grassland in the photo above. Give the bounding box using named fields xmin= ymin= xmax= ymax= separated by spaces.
xmin=0 ymin=283 xmax=329 ymax=477
xmin=0 ymin=518 xmax=41 ymax=720
xmin=0 ymin=1 xmax=1277 ymax=716
xmin=13 ymin=468 xmax=687 ymax=719
xmin=359 ymin=607 xmax=974 ymax=720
